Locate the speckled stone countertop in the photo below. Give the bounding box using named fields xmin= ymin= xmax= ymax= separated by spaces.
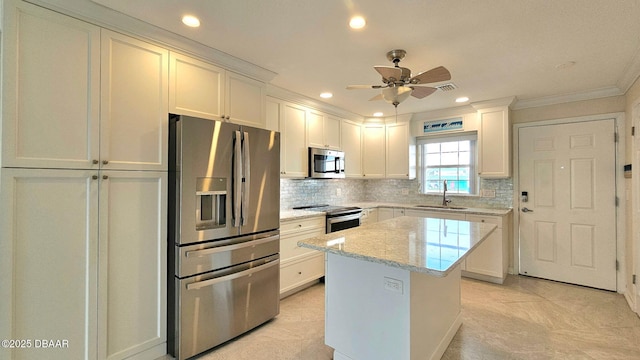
xmin=298 ymin=216 xmax=497 ymax=277
xmin=280 ymin=203 xmax=511 ymax=221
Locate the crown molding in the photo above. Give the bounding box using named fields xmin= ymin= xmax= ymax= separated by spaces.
xmin=512 ymin=87 xmax=623 ymax=110
xmin=266 ymin=84 xmax=364 ymax=122
xmin=471 ymin=96 xmax=517 ymax=111
xmin=25 ymin=0 xmax=277 ymax=82
xmin=411 ymin=105 xmax=475 ymax=121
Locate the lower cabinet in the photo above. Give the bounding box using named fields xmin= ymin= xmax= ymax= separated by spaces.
xmin=360 ymin=208 xmax=378 ymax=225
xmin=0 ymin=168 xmax=167 ymax=360
xmin=279 ymin=216 xmax=326 ymax=297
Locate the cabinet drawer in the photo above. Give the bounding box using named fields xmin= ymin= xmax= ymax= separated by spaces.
xmin=280 ymin=254 xmax=325 ymax=294
xmin=280 ymin=216 xmax=325 ymax=234
xmin=465 ymin=214 xmax=502 ymax=228
xmin=281 ymin=231 xmax=324 ymax=261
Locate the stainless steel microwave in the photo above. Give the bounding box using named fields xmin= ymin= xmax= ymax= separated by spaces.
xmin=308 ymin=148 xmax=345 ymax=178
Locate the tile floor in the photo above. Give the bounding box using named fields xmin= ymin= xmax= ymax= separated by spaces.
xmin=191 ymin=276 xmax=640 ymax=360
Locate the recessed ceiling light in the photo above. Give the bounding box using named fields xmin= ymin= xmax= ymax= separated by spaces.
xmin=455 ymin=97 xmax=469 ymax=103
xmin=320 ymin=92 xmax=333 ymax=99
xmin=373 ymin=112 xmax=384 ymax=117
xmin=182 ymin=15 xmax=201 ymax=28
xmin=349 ymin=16 xmax=366 ymax=29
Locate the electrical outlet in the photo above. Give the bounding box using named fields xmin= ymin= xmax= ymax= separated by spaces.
xmin=336 ymin=188 xmax=342 ymax=197
xmin=481 ymin=189 xmax=496 ymax=198
xmin=401 ymin=189 xmax=409 ymax=195
xmin=383 ymin=277 xmax=403 ymax=294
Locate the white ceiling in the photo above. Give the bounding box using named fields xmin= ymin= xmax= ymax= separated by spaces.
xmin=89 ymin=0 xmax=640 ymax=117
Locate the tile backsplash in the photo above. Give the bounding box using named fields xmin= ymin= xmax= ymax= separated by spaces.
xmin=281 ymin=178 xmax=513 ymax=210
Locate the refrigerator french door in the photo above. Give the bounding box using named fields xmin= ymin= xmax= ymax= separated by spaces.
xmin=168 ymin=114 xmax=281 ymax=360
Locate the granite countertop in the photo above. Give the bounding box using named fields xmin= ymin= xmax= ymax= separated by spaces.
xmin=298 ymin=216 xmax=497 ymax=277
xmin=280 ymin=202 xmax=512 ymax=221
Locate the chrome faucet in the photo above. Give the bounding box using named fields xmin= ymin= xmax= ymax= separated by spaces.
xmin=442 ymin=180 xmax=451 ymax=206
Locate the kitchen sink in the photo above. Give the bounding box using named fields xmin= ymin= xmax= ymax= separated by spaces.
xmin=414 ymin=205 xmax=467 ymax=210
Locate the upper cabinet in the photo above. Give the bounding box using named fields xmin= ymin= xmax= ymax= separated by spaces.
xmin=101 ymin=30 xmax=169 ymax=171
xmin=2 ymin=3 xmax=101 ymax=169
xmin=169 ymin=52 xmax=266 ymax=128
xmin=473 ymin=98 xmax=514 ymax=178
xmin=341 ymin=120 xmax=363 ymax=178
xmin=307 ymin=110 xmax=341 ymax=150
xmin=362 ymin=124 xmax=386 ymax=178
xmin=280 ymin=102 xmax=308 ymax=178
xmin=1 ymin=4 xmax=169 ymax=171
xmin=385 ymin=122 xmax=415 ymax=179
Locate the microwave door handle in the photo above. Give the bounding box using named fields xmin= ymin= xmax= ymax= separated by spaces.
xmin=233 ymin=130 xmax=242 ymax=227
xmin=242 ymin=131 xmax=250 ymax=226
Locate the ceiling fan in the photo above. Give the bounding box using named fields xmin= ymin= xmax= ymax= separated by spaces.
xmin=347 ymin=49 xmax=451 ymax=107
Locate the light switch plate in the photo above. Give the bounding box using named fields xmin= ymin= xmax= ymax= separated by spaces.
xmin=383 ymin=277 xmax=403 ymax=294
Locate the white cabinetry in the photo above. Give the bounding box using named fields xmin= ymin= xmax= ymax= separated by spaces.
xmin=280 ymin=102 xmax=308 ymax=178
xmin=473 ymin=101 xmax=513 ymax=178
xmin=1 ymin=5 xmax=168 ymax=359
xmin=360 ymin=208 xmax=378 ymax=224
xmin=385 ymin=122 xmax=415 ymax=179
xmin=101 ymin=30 xmax=168 ymax=171
xmin=377 ymin=207 xmax=395 ymax=221
xmin=169 ymin=52 xmax=266 ymax=128
xmin=341 ymin=120 xmax=363 ymax=178
xmin=2 ymin=2 xmax=100 ymax=169
xmin=307 ymin=110 xmax=341 ymax=150
xmin=463 ymin=214 xmax=509 ymax=283
xmin=362 ymin=124 xmax=386 ymax=178
xmin=0 ymin=169 xmax=167 ymax=360
xmin=280 ymin=217 xmax=326 ymax=297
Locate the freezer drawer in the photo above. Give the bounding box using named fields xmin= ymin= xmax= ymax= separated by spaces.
xmin=176 ymin=231 xmax=279 ymax=277
xmin=174 ymin=255 xmax=280 ymax=360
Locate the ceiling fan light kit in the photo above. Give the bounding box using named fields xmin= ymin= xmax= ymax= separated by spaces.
xmin=347 ymin=49 xmax=451 ymax=108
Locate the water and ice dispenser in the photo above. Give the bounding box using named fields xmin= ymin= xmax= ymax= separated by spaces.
xmin=195 ymin=177 xmax=227 ymax=230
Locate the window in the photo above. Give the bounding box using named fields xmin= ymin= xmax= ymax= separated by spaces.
xmin=417 ymin=133 xmax=477 ymax=195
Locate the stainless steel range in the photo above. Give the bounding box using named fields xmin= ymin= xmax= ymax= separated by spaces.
xmin=168 ymin=114 xmax=281 ymax=360
xmin=293 ymin=204 xmax=362 ymax=233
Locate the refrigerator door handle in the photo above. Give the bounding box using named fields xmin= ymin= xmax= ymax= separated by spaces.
xmin=184 ymin=234 xmax=279 ymax=258
xmin=242 ymin=131 xmax=250 ymax=226
xmin=233 ymin=130 xmax=242 ymax=227
xmin=186 ymin=258 xmax=279 ymax=290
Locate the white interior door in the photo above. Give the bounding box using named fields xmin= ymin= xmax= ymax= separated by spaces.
xmin=518 ymin=119 xmax=617 ymax=291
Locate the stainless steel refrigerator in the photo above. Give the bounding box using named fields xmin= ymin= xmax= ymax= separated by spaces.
xmin=167 ymin=114 xmax=280 ymax=360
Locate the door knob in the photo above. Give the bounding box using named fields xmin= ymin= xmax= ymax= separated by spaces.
xmin=522 ymin=207 xmax=533 ymax=213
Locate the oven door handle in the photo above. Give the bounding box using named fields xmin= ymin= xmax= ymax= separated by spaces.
xmin=327 ymin=213 xmax=361 ymax=224
xmin=186 ymin=258 xmax=280 ymax=290
xmin=185 ymin=234 xmax=279 ymax=258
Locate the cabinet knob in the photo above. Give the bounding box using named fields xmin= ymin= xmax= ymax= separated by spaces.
xmin=92 ymin=175 xmax=98 ymax=180
xmin=297 ymin=224 xmax=302 ymax=227
xmin=102 ymin=160 xmax=109 ymax=165
xmin=103 ymin=175 xmax=109 ymax=180
xmin=298 ymin=271 xmax=302 ymax=275
xmin=92 ymin=159 xmax=99 ymax=165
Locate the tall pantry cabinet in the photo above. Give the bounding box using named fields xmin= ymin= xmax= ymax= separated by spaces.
xmin=1 ymin=3 xmax=167 ymax=360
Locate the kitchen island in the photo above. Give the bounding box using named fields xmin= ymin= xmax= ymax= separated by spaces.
xmin=298 ymin=216 xmax=497 ymax=360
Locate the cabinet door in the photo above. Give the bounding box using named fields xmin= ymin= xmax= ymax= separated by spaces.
xmin=226 ymin=71 xmax=266 ymax=128
xmin=307 ymin=110 xmax=325 ymax=149
xmin=101 ymin=30 xmax=169 ymax=171
xmin=341 ymin=120 xmax=363 ymax=178
xmin=386 ymin=122 xmax=414 ymax=179
xmin=169 ymin=52 xmax=225 ymax=120
xmin=2 ymin=3 xmax=100 ymax=169
xmin=478 ymin=107 xmax=511 ymax=178
xmin=0 ymin=168 xmax=98 ymax=360
xmin=377 ymin=207 xmax=394 ymax=221
xmin=464 ymin=215 xmax=505 ymax=280
xmin=98 ymin=171 xmax=167 ymax=360
xmin=280 ymin=103 xmax=307 ymax=178
xmin=324 ymin=116 xmax=342 ymax=150
xmin=362 ymin=125 xmax=385 ymax=178
xmin=265 ymin=97 xmax=281 ymax=132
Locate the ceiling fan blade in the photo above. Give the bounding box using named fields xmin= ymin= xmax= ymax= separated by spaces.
xmin=346 ymin=84 xmax=384 ymax=90
xmin=368 ymin=93 xmax=384 ymax=101
xmin=374 ymin=66 xmax=403 ymax=82
xmin=409 ymin=66 xmax=451 ymax=84
xmin=410 ymin=86 xmax=437 ymax=99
